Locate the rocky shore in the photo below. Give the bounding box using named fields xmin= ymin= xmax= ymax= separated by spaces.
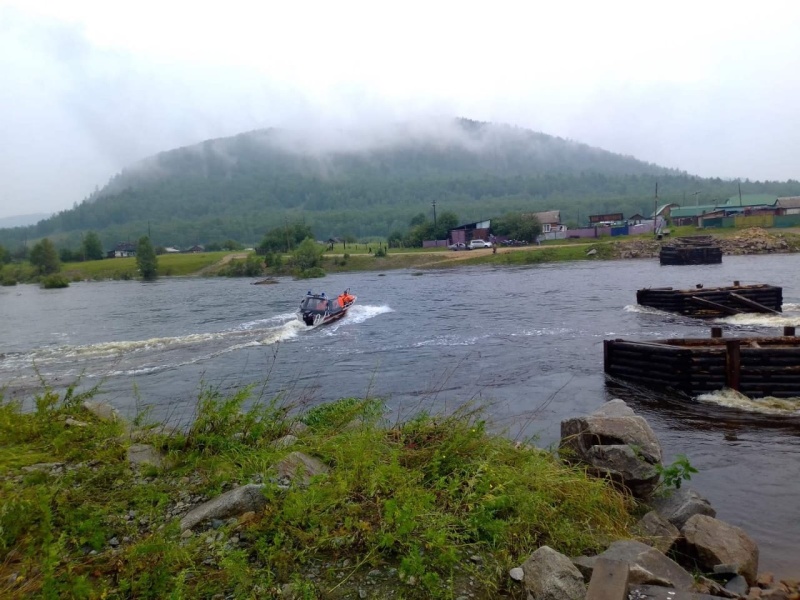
xmin=611 ymin=228 xmax=800 ymax=261
xmin=2 ymin=394 xmax=798 ymax=599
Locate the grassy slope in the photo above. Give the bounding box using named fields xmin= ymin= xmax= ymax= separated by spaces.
xmin=1 ymin=387 xmax=637 ymax=599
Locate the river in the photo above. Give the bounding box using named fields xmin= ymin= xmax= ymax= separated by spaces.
xmin=2 ymin=254 xmax=799 ymax=576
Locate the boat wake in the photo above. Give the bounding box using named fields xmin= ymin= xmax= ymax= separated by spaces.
xmin=0 ymin=314 xmax=304 ymax=385
xmin=0 ymin=306 xmax=393 ymax=389
xmin=696 ymin=389 xmax=800 ymax=415
xmin=318 ymin=304 xmax=392 ymax=333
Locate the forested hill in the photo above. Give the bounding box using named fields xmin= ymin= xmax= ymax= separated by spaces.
xmin=4 ymin=118 xmax=800 ymax=249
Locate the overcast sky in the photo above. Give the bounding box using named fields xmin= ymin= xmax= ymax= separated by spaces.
xmin=2 ymin=0 xmax=800 ymax=219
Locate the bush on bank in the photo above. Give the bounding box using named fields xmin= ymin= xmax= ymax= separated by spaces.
xmin=0 ymin=385 xmax=636 ymax=599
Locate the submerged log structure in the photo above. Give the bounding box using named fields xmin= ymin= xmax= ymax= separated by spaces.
xmin=604 ymin=327 xmax=800 ymax=398
xmin=660 ymin=236 xmax=722 ymax=265
xmin=636 ymin=282 xmax=783 ymax=318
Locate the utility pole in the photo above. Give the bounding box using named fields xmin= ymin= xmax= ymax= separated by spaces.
xmin=432 ymin=199 xmax=437 ymax=231
xmin=653 ymin=182 xmax=659 ymax=237
xmin=738 ymin=182 xmax=743 ymax=206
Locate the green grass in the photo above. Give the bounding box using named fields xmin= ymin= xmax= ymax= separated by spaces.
xmin=62 ymin=251 xmax=231 ymax=280
xmin=1 ymin=385 xmax=637 ymax=599
xmin=27 ymin=224 xmax=800 ymax=284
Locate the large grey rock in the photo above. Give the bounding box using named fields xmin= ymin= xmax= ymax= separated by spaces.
xmin=127 ymin=444 xmax=163 ymax=469
xmin=724 ymin=575 xmax=749 ymax=597
xmin=682 ymin=514 xmax=759 ymax=586
xmin=651 ymin=487 xmax=716 ymax=530
xmin=82 ymin=400 xmax=120 ymax=422
xmin=180 ymin=484 xmax=267 ymax=531
xmin=274 ymin=451 xmax=329 ymax=487
xmin=271 ymin=434 xmax=299 ymax=449
xmin=560 ymin=399 xmax=662 ymax=498
xmin=594 ymin=540 xmax=695 ymax=590
xmin=636 ymin=510 xmax=681 ymax=554
xmin=570 ymin=555 xmax=596 ymax=580
xmin=521 ymin=546 xmax=585 ymax=600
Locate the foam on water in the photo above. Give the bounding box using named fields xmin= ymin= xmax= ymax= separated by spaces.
xmin=623 ymin=304 xmax=672 ymax=316
xmin=715 ymin=313 xmax=800 ymax=328
xmin=341 ymin=304 xmax=393 ymax=324
xmin=237 ymin=312 xmax=297 ymax=330
xmin=696 ymin=388 xmax=800 ymax=415
xmin=413 ymin=334 xmax=486 ymax=347
xmin=2 ymin=316 xmax=306 ymax=382
xmin=510 ymin=327 xmax=573 ymax=337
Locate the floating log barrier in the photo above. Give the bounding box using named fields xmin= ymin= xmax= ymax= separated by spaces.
xmin=659 ymin=236 xmax=722 ymax=265
xmin=636 ymin=282 xmax=783 ymax=318
xmin=604 ymin=329 xmax=800 ymax=398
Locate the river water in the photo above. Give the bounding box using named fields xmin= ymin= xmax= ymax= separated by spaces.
xmin=2 ymin=254 xmax=799 ymax=576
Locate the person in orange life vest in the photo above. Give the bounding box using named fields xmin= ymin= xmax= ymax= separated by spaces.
xmin=338 ymin=290 xmax=354 ymax=307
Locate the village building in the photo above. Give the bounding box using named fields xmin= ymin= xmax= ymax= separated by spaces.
xmin=776 ymin=196 xmax=800 ymax=215
xmin=447 ymin=220 xmax=491 ymax=246
xmin=106 ymin=242 xmax=136 ymax=258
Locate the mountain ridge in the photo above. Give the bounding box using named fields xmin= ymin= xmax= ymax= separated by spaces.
xmin=2 ymin=118 xmax=799 ymax=249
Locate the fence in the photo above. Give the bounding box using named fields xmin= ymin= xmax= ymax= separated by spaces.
xmin=775 ymin=214 xmax=800 ymax=228
xmin=734 ymin=214 xmax=774 ymax=229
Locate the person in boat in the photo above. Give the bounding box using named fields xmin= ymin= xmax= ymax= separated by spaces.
xmin=337 ymin=290 xmax=355 ymax=308
xmin=318 ymin=292 xmax=328 ymax=311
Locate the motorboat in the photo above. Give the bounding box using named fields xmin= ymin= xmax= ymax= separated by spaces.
xmin=297 ymin=290 xmax=356 ymax=327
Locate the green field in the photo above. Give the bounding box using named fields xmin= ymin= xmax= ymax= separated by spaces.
xmin=62 ymin=252 xmax=232 ymax=280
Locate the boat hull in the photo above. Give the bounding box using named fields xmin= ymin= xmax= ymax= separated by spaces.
xmin=297 ymin=293 xmax=357 ymax=327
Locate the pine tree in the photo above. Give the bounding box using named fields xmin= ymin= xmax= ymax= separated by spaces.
xmin=136 ymin=236 xmax=158 ymax=280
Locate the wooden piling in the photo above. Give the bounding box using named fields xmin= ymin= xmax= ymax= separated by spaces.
xmin=725 ymin=340 xmax=741 ymax=391
xmin=711 ymin=327 xmax=723 ymax=338
xmin=605 ymin=336 xmax=800 ymax=398
xmin=785 ymin=326 xmax=796 ymax=337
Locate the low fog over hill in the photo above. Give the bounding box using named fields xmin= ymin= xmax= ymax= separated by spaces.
xmin=2 ymin=119 xmax=799 ymax=249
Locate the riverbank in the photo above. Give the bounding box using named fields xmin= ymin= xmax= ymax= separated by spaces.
xmin=4 ymin=385 xmax=797 ymax=599
xmin=234 ymin=227 xmax=800 ymax=276
xmin=42 ymin=227 xmax=800 ymax=282
xmin=1 ymin=386 xmax=633 ymax=599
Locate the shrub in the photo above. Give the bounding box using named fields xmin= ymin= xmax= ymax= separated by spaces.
xmin=41 ymin=274 xmax=70 ymax=289
xmin=295 ymin=267 xmax=326 ymax=279
xmin=656 ymin=454 xmax=698 ymax=490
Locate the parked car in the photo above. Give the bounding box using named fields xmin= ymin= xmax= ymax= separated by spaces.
xmin=448 ymin=242 xmax=467 ymax=251
xmin=468 ymin=239 xmax=491 ymax=249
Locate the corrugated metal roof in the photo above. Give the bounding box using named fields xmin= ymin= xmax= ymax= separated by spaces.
xmin=723 ymin=194 xmax=777 ymax=207
xmin=650 ymin=203 xmax=679 ymax=218
xmin=776 ymin=196 xmax=800 ymax=209
xmin=668 ymin=205 xmax=719 ymax=218
xmin=531 ymin=210 xmax=561 ymax=224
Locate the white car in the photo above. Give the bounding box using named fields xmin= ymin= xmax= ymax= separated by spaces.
xmin=468 ymin=239 xmax=492 ymax=249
